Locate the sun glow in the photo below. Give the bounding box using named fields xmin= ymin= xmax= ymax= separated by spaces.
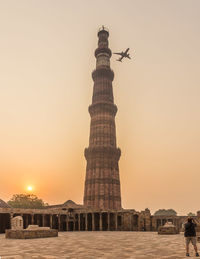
xmin=27 ymin=186 xmax=33 ymax=192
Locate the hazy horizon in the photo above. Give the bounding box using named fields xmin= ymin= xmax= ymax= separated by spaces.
xmin=0 ymin=0 xmax=200 ymax=216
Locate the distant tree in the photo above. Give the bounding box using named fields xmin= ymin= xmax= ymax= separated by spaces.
xmin=154 ymin=209 xmax=177 ymax=216
xmin=187 ymin=212 xmax=196 ymax=217
xmin=7 ymin=194 xmax=48 ymax=209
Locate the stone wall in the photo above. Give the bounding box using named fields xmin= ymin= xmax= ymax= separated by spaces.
xmin=1 ymin=207 xmax=199 ymax=233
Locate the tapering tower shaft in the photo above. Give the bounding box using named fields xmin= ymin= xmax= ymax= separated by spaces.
xmin=84 ymin=28 xmax=121 ymax=210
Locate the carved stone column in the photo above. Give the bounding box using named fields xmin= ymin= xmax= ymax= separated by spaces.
xmin=66 ymin=215 xmax=68 ymax=231
xmin=115 ymin=213 xmax=118 ymax=231
xmin=50 ymin=215 xmax=53 ymax=229
xmin=37 ymin=215 xmax=40 ymax=226
xmin=85 ymin=213 xmax=88 ymax=231
xmin=58 ymin=215 xmax=61 ymax=231
xmin=92 ymin=213 xmax=95 ymax=231
xmin=100 ymin=213 xmax=102 ymax=231
xmin=107 ymin=213 xmax=110 ymax=231
xmin=26 ymin=214 xmax=29 ymax=228
xmin=42 ymin=214 xmax=45 ymax=227
xmin=9 ymin=213 xmax=13 ymax=229
xmin=78 ymin=214 xmax=81 ymax=231
xmin=31 ymin=214 xmax=34 ymax=225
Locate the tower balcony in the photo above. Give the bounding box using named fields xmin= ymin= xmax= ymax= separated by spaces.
xmin=88 ymin=102 xmax=117 ymax=116
xmin=92 ymin=68 xmax=114 ymax=81
xmin=95 ymin=47 xmax=112 ymax=58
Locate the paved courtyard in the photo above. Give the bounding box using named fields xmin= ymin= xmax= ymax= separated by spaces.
xmin=0 ymin=231 xmax=198 ymax=258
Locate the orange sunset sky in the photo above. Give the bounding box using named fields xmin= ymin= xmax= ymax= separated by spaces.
xmin=0 ymin=0 xmax=200 ymax=215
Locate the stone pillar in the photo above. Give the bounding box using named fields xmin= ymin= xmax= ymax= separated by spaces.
xmin=37 ymin=215 xmax=40 ymax=226
xmin=42 ymin=214 xmax=45 ymax=227
xmin=151 ymin=217 xmax=157 ymax=231
xmin=145 ymin=217 xmax=151 ymax=231
xmin=31 ymin=214 xmax=34 ymax=225
xmin=9 ymin=213 xmax=13 ymax=229
xmin=100 ymin=213 xmax=102 ymax=231
xmin=58 ymin=215 xmax=61 ymax=231
xmin=78 ymin=214 xmax=81 ymax=231
xmin=25 ymin=215 xmax=29 ymax=228
xmin=107 ymin=213 xmax=110 ymax=231
xmin=50 ymin=215 xmax=53 ymax=229
xmin=115 ymin=213 xmax=118 ymax=231
xmin=92 ymin=213 xmax=95 ymax=231
xmin=129 ymin=213 xmax=132 ymax=231
xmin=85 ymin=213 xmax=88 ymax=231
xmin=66 ymin=215 xmax=68 ymax=231
xmin=22 ymin=214 xmax=25 ymax=228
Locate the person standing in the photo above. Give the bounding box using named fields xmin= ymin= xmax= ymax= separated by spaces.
xmin=184 ymin=217 xmax=199 ymax=257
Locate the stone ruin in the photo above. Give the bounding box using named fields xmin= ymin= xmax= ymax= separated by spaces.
xmin=11 ymin=216 xmax=23 ymax=230
xmin=27 ymin=225 xmax=50 ymax=230
xmin=158 ymin=221 xmax=179 ymax=235
xmin=6 ymin=216 xmax=58 ymax=239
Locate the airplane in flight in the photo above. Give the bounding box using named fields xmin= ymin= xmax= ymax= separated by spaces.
xmin=113 ymin=48 xmax=131 ymax=62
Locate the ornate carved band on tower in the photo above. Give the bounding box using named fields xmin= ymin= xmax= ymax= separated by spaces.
xmin=84 ymin=27 xmax=122 ymax=210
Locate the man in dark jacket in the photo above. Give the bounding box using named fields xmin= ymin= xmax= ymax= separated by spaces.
xmin=184 ymin=217 xmax=199 ymax=257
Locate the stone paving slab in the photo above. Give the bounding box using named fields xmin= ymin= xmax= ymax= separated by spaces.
xmin=0 ymin=232 xmax=198 ymax=258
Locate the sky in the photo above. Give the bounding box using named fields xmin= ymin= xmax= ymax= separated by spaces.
xmin=0 ymin=0 xmax=200 ymax=215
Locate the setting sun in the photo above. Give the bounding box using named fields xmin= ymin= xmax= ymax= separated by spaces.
xmin=27 ymin=186 xmax=33 ymax=192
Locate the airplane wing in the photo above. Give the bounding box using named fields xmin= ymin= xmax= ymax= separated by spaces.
xmin=124 ymin=48 xmax=129 ymax=54
xmin=113 ymin=52 xmax=123 ymax=55
xmin=117 ymin=56 xmax=124 ymax=62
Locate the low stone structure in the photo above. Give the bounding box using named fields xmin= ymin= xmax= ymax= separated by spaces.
xmin=6 ymin=215 xmax=58 ymax=239
xmin=158 ymin=222 xmax=179 ymax=235
xmin=5 ymin=228 xmax=58 ymax=239
xmin=6 ymin=224 xmax=58 ymax=239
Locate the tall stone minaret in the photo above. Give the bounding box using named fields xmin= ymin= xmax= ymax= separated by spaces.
xmin=84 ymin=27 xmax=122 ymax=210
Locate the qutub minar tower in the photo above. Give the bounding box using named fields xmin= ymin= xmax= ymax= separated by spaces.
xmin=0 ymin=27 xmax=192 ymax=234
xmin=84 ymin=27 xmax=122 ymax=210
